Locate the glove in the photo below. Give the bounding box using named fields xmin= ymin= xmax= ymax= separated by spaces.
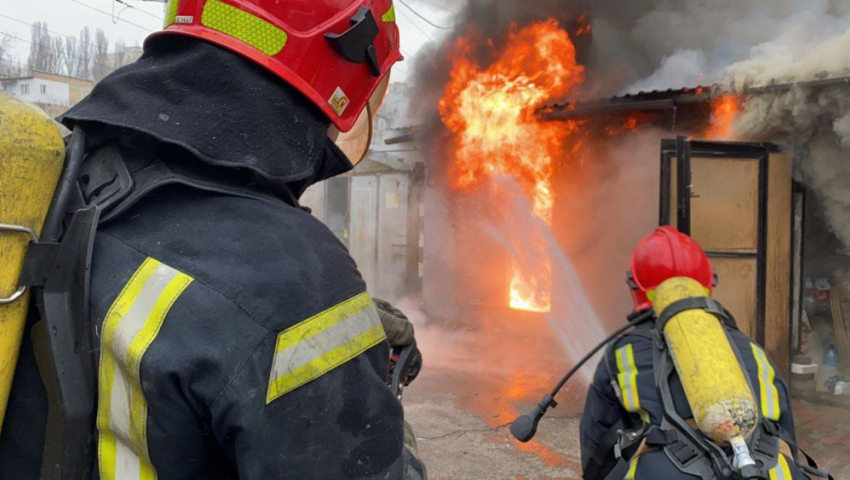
xmin=373 ymin=297 xmax=415 ymax=347
xmin=373 ymin=298 xmax=423 ymax=387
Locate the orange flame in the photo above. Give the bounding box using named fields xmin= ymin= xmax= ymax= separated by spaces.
xmin=576 ymin=12 xmax=592 ymax=36
xmin=604 ymin=113 xmax=648 ymax=137
xmin=440 ymin=20 xmax=585 ymax=312
xmin=706 ymin=94 xmax=743 ymax=140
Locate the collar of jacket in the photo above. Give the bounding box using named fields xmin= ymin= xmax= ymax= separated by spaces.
xmin=59 ymin=36 xmax=353 ymax=201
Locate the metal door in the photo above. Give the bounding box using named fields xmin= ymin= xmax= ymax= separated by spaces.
xmin=349 ymin=174 xmax=410 ymax=300
xmin=660 ymin=137 xmax=771 ymax=342
xmin=377 ymin=174 xmax=409 ymax=300
xmin=350 ymin=176 xmax=378 ymax=292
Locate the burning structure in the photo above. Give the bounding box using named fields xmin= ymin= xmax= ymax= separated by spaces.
xmin=415 ymin=1 xmax=850 ymax=403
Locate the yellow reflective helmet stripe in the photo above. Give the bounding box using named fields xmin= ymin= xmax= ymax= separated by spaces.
xmin=615 ymin=344 xmax=650 ymax=424
xmin=382 ymin=4 xmax=397 ymax=23
xmin=201 ymin=0 xmax=288 ymax=56
xmin=97 ymin=258 xmax=193 ymax=480
xmin=768 ymin=454 xmax=792 ymax=480
xmin=267 ymin=292 xmax=386 ymax=403
xmin=751 ymin=343 xmax=781 ymax=421
xmin=624 ymin=455 xmax=639 ymax=480
xmin=164 ymin=0 xmax=179 ymax=28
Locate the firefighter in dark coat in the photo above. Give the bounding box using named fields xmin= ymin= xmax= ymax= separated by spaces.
xmin=580 ymin=227 xmax=828 ymax=480
xmin=0 ymin=1 xmax=426 ymax=479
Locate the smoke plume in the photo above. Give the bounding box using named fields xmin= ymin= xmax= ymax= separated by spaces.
xmin=411 ymin=0 xmax=850 ymax=249
xmin=413 ymin=0 xmax=850 ymax=102
xmin=722 ymin=26 xmax=850 ymax=251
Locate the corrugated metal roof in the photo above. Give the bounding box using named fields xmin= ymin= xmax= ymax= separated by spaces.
xmin=550 ymin=85 xmax=715 ymax=107
xmin=539 ymin=85 xmax=716 ymax=120
xmin=540 ymin=76 xmax=850 ymax=120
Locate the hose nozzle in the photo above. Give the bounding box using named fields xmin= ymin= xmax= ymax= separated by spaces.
xmin=510 ymin=394 xmax=556 ymax=443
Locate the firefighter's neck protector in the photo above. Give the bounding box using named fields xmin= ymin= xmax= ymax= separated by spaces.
xmin=59 ymin=36 xmax=351 ymax=198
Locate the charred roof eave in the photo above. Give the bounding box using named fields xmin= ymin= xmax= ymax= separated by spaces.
xmin=538 ymin=76 xmax=850 ymax=121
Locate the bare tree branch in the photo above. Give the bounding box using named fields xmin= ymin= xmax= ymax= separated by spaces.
xmin=28 ymin=22 xmax=64 ymax=75
xmin=0 ymin=33 xmax=24 ymax=77
xmin=93 ymin=28 xmax=110 ymax=81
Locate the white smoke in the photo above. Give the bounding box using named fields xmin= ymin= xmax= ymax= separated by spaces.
xmin=723 ymin=28 xmax=850 ymax=90
xmin=715 ymin=14 xmax=850 ymax=251
xmin=620 ymin=0 xmax=850 ymax=93
xmin=628 ymin=49 xmax=708 ymax=93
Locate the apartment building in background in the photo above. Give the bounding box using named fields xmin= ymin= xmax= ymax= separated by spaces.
xmin=1 ymin=70 xmax=94 ymax=118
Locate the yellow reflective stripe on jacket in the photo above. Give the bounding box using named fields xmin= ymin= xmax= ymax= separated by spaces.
xmin=97 ymin=258 xmax=193 ymax=480
xmin=267 ymin=292 xmax=386 ymax=403
xmin=768 ymin=454 xmax=792 ymax=480
xmin=615 ymin=344 xmax=650 ymax=423
xmin=751 ymin=343 xmax=781 ymax=421
xmin=624 ymin=456 xmax=639 ymax=480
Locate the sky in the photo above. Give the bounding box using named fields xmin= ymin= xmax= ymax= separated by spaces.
xmin=0 ymin=0 xmax=460 ymax=82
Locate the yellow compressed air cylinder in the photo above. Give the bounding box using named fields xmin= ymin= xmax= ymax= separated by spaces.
xmin=0 ymin=93 xmax=65 ymax=434
xmin=653 ymin=277 xmax=759 ymax=444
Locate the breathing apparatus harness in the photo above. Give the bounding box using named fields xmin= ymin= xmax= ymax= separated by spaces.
xmin=8 ymin=127 xmax=301 ymax=480
xmin=510 ymin=300 xmax=834 ymax=480
xmin=9 ymin=124 xmax=421 ymax=479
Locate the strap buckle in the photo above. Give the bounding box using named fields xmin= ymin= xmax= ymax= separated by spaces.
xmin=614 ymin=426 xmax=645 ymax=459
xmin=75 ymin=145 xmax=133 ymax=211
xmin=0 ymin=223 xmax=38 ymax=304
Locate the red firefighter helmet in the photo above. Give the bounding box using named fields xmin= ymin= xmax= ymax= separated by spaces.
xmin=627 ymin=226 xmax=716 ymax=311
xmin=148 ymin=0 xmax=402 ymax=163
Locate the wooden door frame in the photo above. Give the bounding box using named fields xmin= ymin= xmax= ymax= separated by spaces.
xmin=659 ymin=137 xmax=777 ymax=346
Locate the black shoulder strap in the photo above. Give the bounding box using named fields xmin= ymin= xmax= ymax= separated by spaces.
xmin=27 ymin=207 xmax=100 ymax=480
xmin=656 ymin=297 xmax=733 ymax=331
xmin=70 ymin=143 xmax=290 ymax=224
xmin=651 ymin=336 xmax=729 ymax=480
xmin=774 ymin=425 xmax=835 ymax=480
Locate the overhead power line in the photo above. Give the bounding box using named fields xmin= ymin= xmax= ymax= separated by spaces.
xmin=2 ymin=33 xmax=121 ymax=74
xmin=396 ymin=8 xmax=434 ymax=41
xmin=412 ymin=0 xmax=459 ymax=13
xmin=397 ymin=0 xmax=454 ymax=30
xmin=0 ymin=13 xmax=77 ymax=40
xmin=114 ymin=0 xmax=164 ymax=21
xmin=0 ymin=13 xmax=147 ymax=73
xmin=70 ymin=0 xmax=156 ymax=32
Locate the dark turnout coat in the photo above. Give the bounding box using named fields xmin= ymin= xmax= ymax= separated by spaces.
xmin=0 ymin=35 xmax=423 ymax=480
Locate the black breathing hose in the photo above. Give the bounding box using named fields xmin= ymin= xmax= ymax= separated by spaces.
xmin=510 ymin=309 xmax=655 ymax=442
xmin=41 ymin=125 xmax=86 ymax=243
